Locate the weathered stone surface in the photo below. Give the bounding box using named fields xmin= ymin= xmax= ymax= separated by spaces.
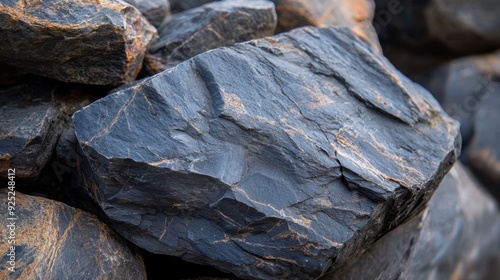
xmin=329 ymin=163 xmax=500 ymax=280
xmin=273 ymin=0 xmax=381 ymax=51
xmin=0 ymin=190 xmax=146 ymax=279
xmin=74 ymin=27 xmax=460 ymax=279
xmin=0 ymin=0 xmax=157 ymax=85
xmin=123 ymin=0 xmax=171 ymax=27
xmin=0 ymin=80 xmax=95 ymax=179
xmin=145 ymin=0 xmax=277 ymax=73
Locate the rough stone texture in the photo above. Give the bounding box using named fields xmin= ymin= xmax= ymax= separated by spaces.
xmin=123 ymin=0 xmax=171 ymax=27
xmin=414 ymin=51 xmax=500 ymax=199
xmin=273 ymin=0 xmax=381 ymax=52
xmin=0 ymin=80 xmax=96 ymax=179
xmin=169 ymin=0 xmax=216 ymax=13
xmin=328 ymin=163 xmax=500 ymax=280
xmin=74 ymin=27 xmax=460 ymax=279
xmin=145 ymin=0 xmax=277 ymax=73
xmin=0 ymin=0 xmax=157 ymax=85
xmin=0 ymin=190 xmax=147 ymax=279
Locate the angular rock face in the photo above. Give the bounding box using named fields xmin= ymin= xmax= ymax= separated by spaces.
xmin=273 ymin=0 xmax=381 ymax=51
xmin=0 ymin=0 xmax=156 ymax=85
xmin=145 ymin=0 xmax=277 ymax=73
xmin=0 ymin=190 xmax=146 ymax=279
xmin=123 ymin=0 xmax=171 ymax=27
xmin=74 ymin=27 xmax=460 ymax=279
xmin=0 ymin=80 xmax=96 ymax=179
xmin=329 ymin=163 xmax=500 ymax=280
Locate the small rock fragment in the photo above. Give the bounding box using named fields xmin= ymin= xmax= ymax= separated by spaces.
xmin=145 ymin=0 xmax=277 ymax=73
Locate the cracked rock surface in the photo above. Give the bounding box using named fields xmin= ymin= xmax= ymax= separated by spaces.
xmin=330 ymin=162 xmax=500 ymax=280
xmin=0 ymin=190 xmax=146 ymax=280
xmin=0 ymin=0 xmax=156 ymax=85
xmin=145 ymin=0 xmax=277 ymax=73
xmin=74 ymin=27 xmax=460 ymax=279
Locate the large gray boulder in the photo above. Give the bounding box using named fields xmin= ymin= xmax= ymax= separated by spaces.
xmin=73 ymin=27 xmax=460 ymax=279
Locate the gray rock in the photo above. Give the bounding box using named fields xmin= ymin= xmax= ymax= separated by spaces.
xmin=73 ymin=27 xmax=460 ymax=279
xmin=145 ymin=0 xmax=276 ymax=73
xmin=0 ymin=0 xmax=156 ymax=85
xmin=0 ymin=190 xmax=146 ymax=279
xmin=0 ymin=80 xmax=95 ymax=179
xmin=123 ymin=0 xmax=171 ymax=27
xmin=329 ymin=163 xmax=500 ymax=280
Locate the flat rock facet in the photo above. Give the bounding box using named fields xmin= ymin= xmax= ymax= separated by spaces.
xmin=74 ymin=27 xmax=460 ymax=279
xmin=0 ymin=0 xmax=157 ymax=85
xmin=329 ymin=163 xmax=500 ymax=280
xmin=145 ymin=0 xmax=277 ymax=73
xmin=0 ymin=190 xmax=147 ymax=279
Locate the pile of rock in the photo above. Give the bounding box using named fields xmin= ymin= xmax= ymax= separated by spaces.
xmin=0 ymin=0 xmax=499 ymax=279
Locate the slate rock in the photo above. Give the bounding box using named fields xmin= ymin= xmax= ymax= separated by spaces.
xmin=0 ymin=0 xmax=157 ymax=85
xmin=123 ymin=0 xmax=171 ymax=27
xmin=145 ymin=0 xmax=277 ymax=73
xmin=74 ymin=27 xmax=460 ymax=279
xmin=0 ymin=190 xmax=146 ymax=279
xmin=0 ymin=80 xmax=96 ymax=179
xmin=273 ymin=0 xmax=381 ymax=51
xmin=329 ymin=163 xmax=500 ymax=280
